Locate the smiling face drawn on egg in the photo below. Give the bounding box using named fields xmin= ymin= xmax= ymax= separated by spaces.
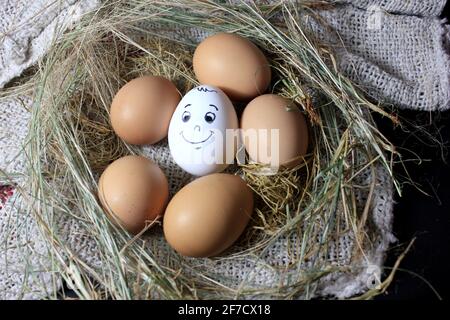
xmin=179 ymin=102 xmax=218 ymax=149
xmin=168 ymin=85 xmax=239 ymax=176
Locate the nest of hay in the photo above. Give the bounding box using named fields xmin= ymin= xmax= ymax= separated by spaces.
xmin=13 ymin=0 xmax=402 ymax=299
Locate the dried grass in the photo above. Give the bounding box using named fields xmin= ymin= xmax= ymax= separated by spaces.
xmin=3 ymin=0 xmax=404 ymax=299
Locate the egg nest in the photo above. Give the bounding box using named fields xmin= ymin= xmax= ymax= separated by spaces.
xmin=17 ymin=0 xmax=400 ymax=299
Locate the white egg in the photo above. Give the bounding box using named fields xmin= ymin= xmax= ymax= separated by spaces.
xmin=168 ymin=85 xmax=238 ymax=176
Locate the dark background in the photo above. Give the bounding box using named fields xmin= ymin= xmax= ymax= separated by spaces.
xmin=373 ymin=110 xmax=449 ymax=301
xmin=371 ymin=4 xmax=450 ymax=300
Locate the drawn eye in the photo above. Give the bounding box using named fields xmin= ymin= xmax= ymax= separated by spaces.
xmin=182 ymin=111 xmax=191 ymax=122
xmin=204 ymin=112 xmax=216 ymax=124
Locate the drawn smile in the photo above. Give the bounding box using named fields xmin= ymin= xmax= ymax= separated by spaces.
xmin=180 ymin=130 xmax=214 ymax=148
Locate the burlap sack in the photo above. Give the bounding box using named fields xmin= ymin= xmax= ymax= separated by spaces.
xmin=0 ymin=0 xmax=448 ymax=299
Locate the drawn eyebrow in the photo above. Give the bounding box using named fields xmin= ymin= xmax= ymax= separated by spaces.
xmin=184 ymin=104 xmax=192 ymax=108
xmin=209 ymin=104 xmax=218 ymax=111
xmin=197 ymin=87 xmax=218 ymax=93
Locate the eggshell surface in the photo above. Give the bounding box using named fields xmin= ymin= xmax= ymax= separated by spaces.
xmin=110 ymin=76 xmax=180 ymax=145
xmin=168 ymin=85 xmax=239 ymax=176
xmin=193 ymin=33 xmax=271 ymax=101
xmin=98 ymin=155 xmax=169 ymax=234
xmin=163 ymin=173 xmax=254 ymax=257
xmin=240 ymin=94 xmax=309 ymax=168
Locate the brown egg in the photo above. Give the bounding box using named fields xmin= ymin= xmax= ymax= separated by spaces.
xmin=193 ymin=33 xmax=271 ymax=101
xmin=110 ymin=76 xmax=181 ymax=145
xmin=163 ymin=173 xmax=254 ymax=257
xmin=98 ymin=155 xmax=169 ymax=234
xmin=240 ymin=94 xmax=309 ymax=168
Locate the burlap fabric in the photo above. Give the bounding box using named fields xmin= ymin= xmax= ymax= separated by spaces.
xmin=0 ymin=0 xmax=448 ymax=299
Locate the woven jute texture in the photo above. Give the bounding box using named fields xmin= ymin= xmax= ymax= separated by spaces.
xmin=308 ymin=1 xmax=450 ymax=111
xmin=0 ymin=0 xmax=448 ymax=299
xmin=0 ymin=0 xmax=100 ymax=300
